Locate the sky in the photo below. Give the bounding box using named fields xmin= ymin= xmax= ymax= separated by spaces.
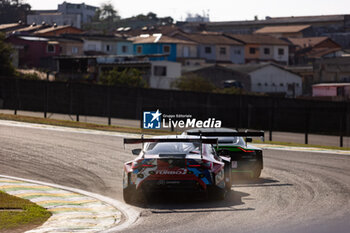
xmin=24 ymin=0 xmax=350 ymax=22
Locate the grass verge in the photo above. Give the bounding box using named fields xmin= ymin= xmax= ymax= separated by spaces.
xmin=0 ymin=191 xmax=51 ymax=231
xmin=0 ymin=113 xmax=171 ymax=135
xmin=0 ymin=113 xmax=348 ymax=151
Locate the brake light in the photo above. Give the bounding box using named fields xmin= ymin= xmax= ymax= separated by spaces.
xmin=132 ymin=159 xmax=155 ymax=169
xmin=188 ymin=160 xmax=212 ymax=169
xmin=238 ymin=147 xmax=254 ymax=153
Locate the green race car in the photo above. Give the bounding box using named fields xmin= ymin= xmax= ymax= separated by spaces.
xmin=184 ymin=128 xmax=264 ymax=179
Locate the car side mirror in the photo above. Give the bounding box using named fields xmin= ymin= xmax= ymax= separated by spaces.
xmin=132 ymin=148 xmax=142 ymax=155
xmin=246 ymin=138 xmax=253 ymax=143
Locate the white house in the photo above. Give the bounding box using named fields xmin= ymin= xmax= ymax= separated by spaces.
xmin=225 ymin=63 xmax=302 ymax=97
xmin=149 ymin=61 xmax=182 ymax=89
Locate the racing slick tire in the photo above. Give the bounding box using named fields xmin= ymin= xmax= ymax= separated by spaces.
xmin=224 ymin=164 xmax=232 ymax=190
xmin=208 ymin=186 xmax=226 ymax=201
xmin=251 ymin=167 xmax=262 ymax=179
xmin=123 ymin=185 xmax=143 ymax=204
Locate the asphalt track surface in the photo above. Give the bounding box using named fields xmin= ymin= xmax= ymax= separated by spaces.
xmin=0 ymin=123 xmax=349 ymax=233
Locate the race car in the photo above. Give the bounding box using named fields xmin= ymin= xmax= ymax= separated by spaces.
xmin=122 ymin=135 xmax=232 ymax=203
xmin=184 ymin=128 xmax=264 ymax=179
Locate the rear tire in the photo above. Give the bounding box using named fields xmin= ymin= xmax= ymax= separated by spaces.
xmin=251 ymin=167 xmax=261 ymax=179
xmin=123 ymin=186 xmax=135 ymax=204
xmin=224 ymin=164 xmax=232 ymax=190
xmin=208 ymin=187 xmax=226 ymax=201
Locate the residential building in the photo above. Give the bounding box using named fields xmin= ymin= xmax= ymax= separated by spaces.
xmin=27 ymin=2 xmax=97 ymax=29
xmin=52 ymin=37 xmax=84 ymax=56
xmin=132 ymin=34 xmax=197 ymax=62
xmin=27 ymin=13 xmax=81 ymax=29
xmin=287 ymin=37 xmax=342 ymax=65
xmin=182 ymin=64 xmax=250 ymax=89
xmin=177 ymin=14 xmax=350 ymax=48
xmin=254 ymin=25 xmax=312 ymax=38
xmin=5 ymin=36 xmax=61 ymax=69
xmin=75 ymin=35 xmax=133 ymax=56
xmin=222 ymin=63 xmax=302 ymax=96
xmin=312 ymin=83 xmax=350 ymax=101
xmin=58 ymin=2 xmax=97 ymax=24
xmin=313 ymin=57 xmax=350 ymax=83
xmin=172 ymin=32 xmax=245 ymax=64
xmin=149 ymin=61 xmax=182 ymax=89
xmin=226 ymin=34 xmax=289 ymax=65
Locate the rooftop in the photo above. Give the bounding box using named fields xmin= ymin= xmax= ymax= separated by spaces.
xmin=254 ymin=25 xmax=311 ymax=34
xmin=34 ymin=25 xmax=82 ymax=34
xmin=288 ymin=37 xmax=335 ymax=48
xmin=132 ymin=34 xmax=197 ymax=45
xmin=226 ymin=34 xmax=289 ymax=45
xmin=180 ymin=32 xmax=243 ymax=45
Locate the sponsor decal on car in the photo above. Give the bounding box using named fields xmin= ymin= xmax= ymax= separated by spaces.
xmin=155 ymin=168 xmax=187 ymax=175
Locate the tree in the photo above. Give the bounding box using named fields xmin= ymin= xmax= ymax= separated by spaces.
xmin=0 ymin=0 xmax=31 ymax=24
xmin=0 ymin=32 xmax=15 ymax=76
xmin=99 ymin=3 xmax=120 ymax=22
xmin=172 ymin=74 xmax=215 ymax=92
xmin=99 ymin=68 xmax=147 ymax=87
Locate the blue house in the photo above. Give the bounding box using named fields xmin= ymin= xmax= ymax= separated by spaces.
xmin=132 ymin=34 xmax=197 ymax=62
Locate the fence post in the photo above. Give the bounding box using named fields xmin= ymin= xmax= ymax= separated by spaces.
xmin=340 ymin=104 xmax=346 ymax=147
xmin=305 ymin=109 xmax=309 ymax=145
xmin=44 ymin=72 xmax=49 ymax=118
xmin=107 ymin=85 xmax=111 ymax=126
xmin=269 ymin=98 xmax=274 ymax=141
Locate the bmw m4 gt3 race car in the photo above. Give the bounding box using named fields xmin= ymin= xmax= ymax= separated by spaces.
xmin=184 ymin=128 xmax=264 ymax=179
xmin=122 ymin=136 xmax=232 ymax=203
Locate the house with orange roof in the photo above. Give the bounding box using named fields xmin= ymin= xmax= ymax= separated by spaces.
xmin=225 ymin=34 xmax=290 ymax=65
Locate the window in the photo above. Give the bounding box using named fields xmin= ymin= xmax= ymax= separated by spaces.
xmin=264 ymin=83 xmax=268 ymax=86
xmin=249 ymin=47 xmax=256 ymax=54
xmin=264 ymin=48 xmax=270 ymax=55
xmin=106 ymin=44 xmax=110 ymax=52
xmin=234 ymin=49 xmax=241 ymax=55
xmin=136 ymin=46 xmax=142 ymax=54
xmin=122 ymin=46 xmax=128 ymax=53
xmin=47 ymin=44 xmax=55 ymax=53
xmin=280 ymin=83 xmax=284 ymax=87
xmin=72 ymin=47 xmax=78 ymax=54
xmin=258 ymin=83 xmax=262 ymax=86
xmin=219 ymin=47 xmax=226 ymax=55
xmin=154 ymin=66 xmax=167 ymax=76
xmin=278 ymin=48 xmax=284 ymax=55
xmin=163 ymin=45 xmax=170 ymax=53
xmin=205 ymin=46 xmax=212 ymax=54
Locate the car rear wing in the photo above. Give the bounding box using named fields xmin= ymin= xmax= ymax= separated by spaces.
xmin=185 ymin=131 xmax=264 ymax=137
xmin=123 ymin=138 xmax=218 ymax=144
xmin=123 ymin=137 xmax=218 ymax=159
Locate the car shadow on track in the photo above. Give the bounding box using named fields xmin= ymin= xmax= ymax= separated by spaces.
xmin=133 ymin=189 xmax=254 ymax=213
xmin=232 ymin=176 xmax=293 ymax=188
